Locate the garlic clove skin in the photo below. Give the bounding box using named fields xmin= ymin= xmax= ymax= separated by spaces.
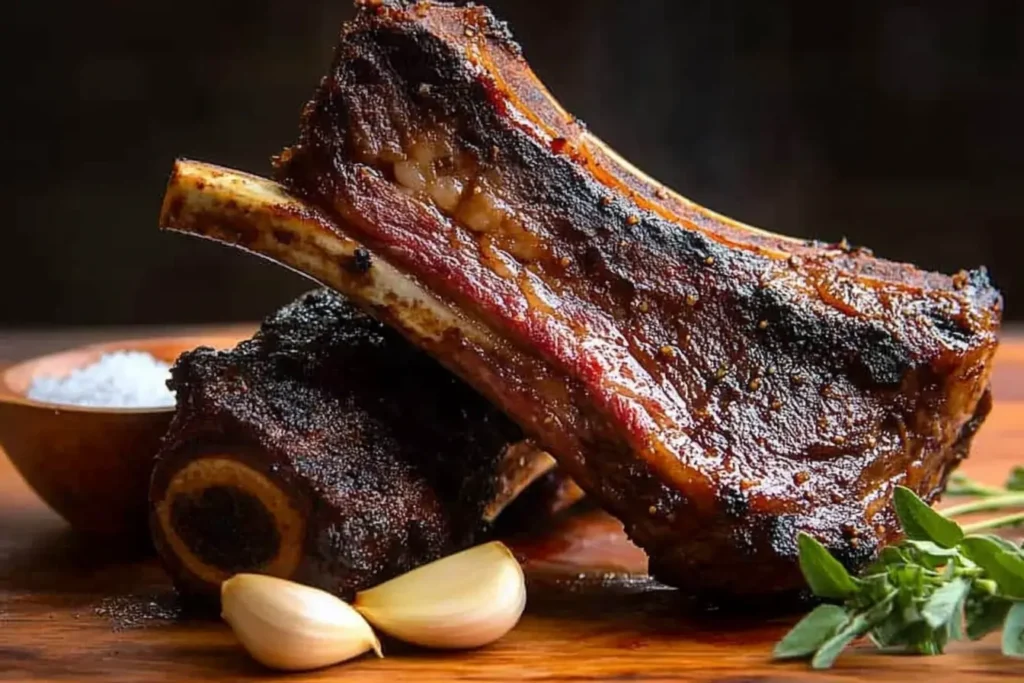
xmin=221 ymin=574 xmax=382 ymax=671
xmin=354 ymin=541 xmax=526 ymax=649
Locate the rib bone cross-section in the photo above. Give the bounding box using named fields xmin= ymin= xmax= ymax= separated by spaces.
xmin=159 ymin=1 xmax=1002 ymax=600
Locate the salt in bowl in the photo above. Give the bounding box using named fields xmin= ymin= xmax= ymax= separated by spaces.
xmin=0 ymin=335 xmax=246 ymax=539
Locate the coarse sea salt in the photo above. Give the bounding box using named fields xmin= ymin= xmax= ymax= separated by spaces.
xmin=26 ymin=351 xmax=176 ymax=409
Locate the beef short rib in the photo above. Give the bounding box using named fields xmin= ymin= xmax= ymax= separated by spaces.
xmin=160 ymin=1 xmax=1002 ymax=600
xmin=151 ymin=288 xmax=570 ymax=600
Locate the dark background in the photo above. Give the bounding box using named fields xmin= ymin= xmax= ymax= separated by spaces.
xmin=3 ymin=1 xmax=1022 ymax=326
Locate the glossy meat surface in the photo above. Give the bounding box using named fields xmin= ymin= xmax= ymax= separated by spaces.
xmin=169 ymin=1 xmax=1003 ymax=599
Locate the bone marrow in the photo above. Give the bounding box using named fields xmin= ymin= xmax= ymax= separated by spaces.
xmin=170 ymin=485 xmax=281 ymax=573
xmin=155 ymin=455 xmax=302 ymax=586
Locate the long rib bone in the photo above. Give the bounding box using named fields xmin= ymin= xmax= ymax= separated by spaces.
xmin=161 ymin=161 xmax=491 ymax=354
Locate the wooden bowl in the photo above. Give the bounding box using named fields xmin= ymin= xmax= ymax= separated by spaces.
xmin=0 ymin=335 xmax=245 ymax=539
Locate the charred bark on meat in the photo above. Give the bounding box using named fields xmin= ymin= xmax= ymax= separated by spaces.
xmin=160 ymin=1 xmax=1002 ymax=601
xmin=150 ymin=289 xmax=546 ymax=600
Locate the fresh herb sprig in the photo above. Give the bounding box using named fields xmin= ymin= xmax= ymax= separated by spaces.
xmin=774 ymin=472 xmax=1024 ymax=669
xmin=947 ymin=467 xmax=1024 ymax=497
xmin=948 ymin=467 xmax=1024 ymax=496
xmin=944 ymin=468 xmax=1024 ymax=532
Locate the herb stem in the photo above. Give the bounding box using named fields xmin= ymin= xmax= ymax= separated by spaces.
xmin=961 ymin=511 xmax=1024 ymax=534
xmin=946 ymin=478 xmax=1008 ymax=497
xmin=940 ymin=494 xmax=1024 ymax=518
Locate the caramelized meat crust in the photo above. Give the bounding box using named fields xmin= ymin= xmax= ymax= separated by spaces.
xmin=151 ymin=289 xmax=523 ymax=599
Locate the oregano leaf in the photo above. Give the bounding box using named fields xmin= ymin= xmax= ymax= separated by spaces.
xmin=773 ymin=604 xmax=848 ymax=660
xmin=922 ymin=578 xmax=970 ymax=629
xmin=1002 ymin=602 xmax=1024 ymax=658
xmin=960 ymin=536 xmax=1024 ymax=598
xmin=811 ymin=613 xmax=871 ymax=669
xmin=797 ymin=532 xmax=860 ymax=599
xmin=966 ymin=596 xmax=1012 ymax=641
xmin=893 ymin=486 xmax=964 ymax=548
xmin=904 ymin=540 xmax=962 ymax=569
xmin=947 ymin=585 xmax=970 ymax=641
xmin=972 ymin=533 xmax=1024 ymax=557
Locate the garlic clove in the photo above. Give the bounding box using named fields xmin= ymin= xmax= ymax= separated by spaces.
xmin=221 ymin=574 xmax=382 ymax=671
xmin=354 ymin=541 xmax=526 ymax=649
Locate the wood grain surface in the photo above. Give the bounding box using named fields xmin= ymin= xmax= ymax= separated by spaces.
xmin=1 ymin=330 xmax=1022 ymax=682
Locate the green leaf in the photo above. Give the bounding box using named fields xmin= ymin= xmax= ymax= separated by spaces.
xmin=888 ymin=563 xmax=935 ymax=602
xmin=1002 ymin=602 xmax=1024 ymax=658
xmin=904 ymin=540 xmax=963 ymax=569
xmin=905 ymin=540 xmax=961 ymax=558
xmin=813 ymin=595 xmax=897 ymax=668
xmin=797 ymin=532 xmax=860 ymax=599
xmin=866 ymin=591 xmax=897 ymax=618
xmin=855 ymin=574 xmax=896 ymax=607
xmin=811 ymin=612 xmax=872 ymax=669
xmin=861 ymin=591 xmax=897 ymax=635
xmin=1007 ymin=466 xmax=1024 ymax=492
xmin=878 ymin=545 xmax=910 ymax=565
xmin=773 ymin=605 xmax=848 ymax=660
xmin=893 ymin=486 xmax=964 ymax=548
xmin=960 ymin=536 xmax=1024 ymax=598
xmin=921 ymin=578 xmax=970 ymax=630
xmin=870 ymin=614 xmax=908 ymax=649
xmin=965 ymin=596 xmax=1012 ymax=640
xmin=973 ymin=533 xmax=1024 ymax=557
xmin=947 ymin=584 xmax=970 ymax=641
xmin=865 ymin=546 xmax=908 ymax=575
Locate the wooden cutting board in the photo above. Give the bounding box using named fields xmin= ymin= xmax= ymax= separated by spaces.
xmin=1 ymin=335 xmax=1023 ymax=682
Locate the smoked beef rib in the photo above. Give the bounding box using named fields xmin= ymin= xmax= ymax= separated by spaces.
xmin=159 ymin=0 xmax=1002 ymax=600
